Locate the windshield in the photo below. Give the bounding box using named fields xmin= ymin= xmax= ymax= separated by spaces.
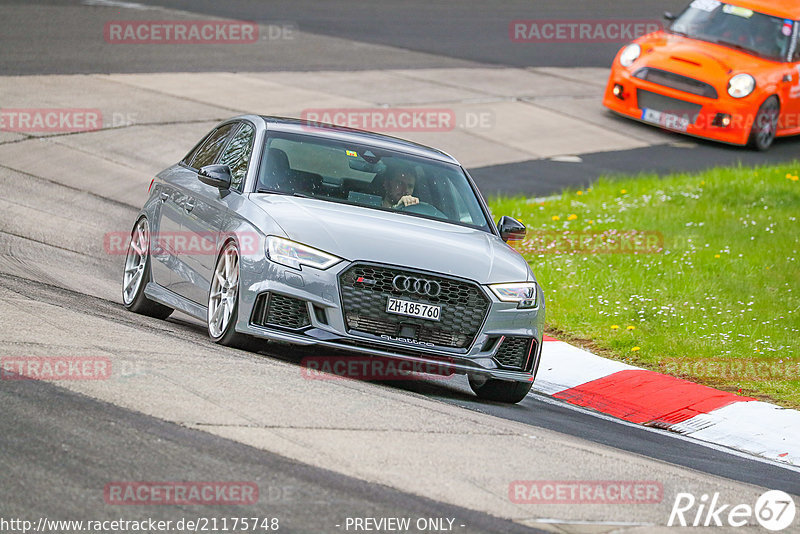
xmin=669 ymin=1 xmax=796 ymax=61
xmin=255 ymin=132 xmax=491 ymax=231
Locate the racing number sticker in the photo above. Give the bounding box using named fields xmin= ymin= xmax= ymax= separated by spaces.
xmin=690 ymin=0 xmax=721 ymax=13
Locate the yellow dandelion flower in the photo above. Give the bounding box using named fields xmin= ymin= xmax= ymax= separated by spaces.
xmin=567 ymin=214 xmax=578 ymax=221
xmin=626 ymin=325 xmax=635 ymax=330
xmin=791 ymin=176 xmax=799 ymax=182
xmin=577 ymin=191 xmax=583 ymax=195
xmin=620 ymin=189 xmax=627 ymax=194
xmin=787 ymin=173 xmax=793 ymax=179
xmin=700 ymin=180 xmax=705 ymax=185
xmin=631 ymin=346 xmax=640 ymax=352
xmin=588 ymin=220 xmax=594 ymax=224
xmin=610 ymin=325 xmax=619 ymax=330
xmin=714 ymin=254 xmax=720 ymax=258
xmin=552 ymin=215 xmax=560 ymax=221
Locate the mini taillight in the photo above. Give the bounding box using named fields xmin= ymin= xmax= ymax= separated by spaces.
xmin=148 ymin=178 xmax=155 ymax=192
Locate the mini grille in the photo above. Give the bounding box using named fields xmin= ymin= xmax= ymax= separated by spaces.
xmin=339 ymin=263 xmax=490 ymax=350
xmin=634 ymin=68 xmax=718 ymax=99
xmin=636 ymin=89 xmax=703 ymax=122
xmin=251 ymin=292 xmax=310 ymax=330
xmin=494 ymin=337 xmax=535 ymax=370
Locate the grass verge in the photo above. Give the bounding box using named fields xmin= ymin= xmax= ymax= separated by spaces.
xmin=489 ymin=162 xmax=800 ymax=408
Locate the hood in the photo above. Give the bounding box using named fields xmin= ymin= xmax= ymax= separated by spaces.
xmin=249 ymin=195 xmax=532 ymax=284
xmin=637 ymin=33 xmax=768 ymax=79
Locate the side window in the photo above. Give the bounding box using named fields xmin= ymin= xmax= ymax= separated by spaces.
xmin=190 ymin=123 xmax=237 ymax=169
xmin=793 ymin=23 xmax=800 ymax=62
xmin=181 ymin=130 xmax=215 ymax=166
xmin=218 ymin=122 xmax=255 ymax=192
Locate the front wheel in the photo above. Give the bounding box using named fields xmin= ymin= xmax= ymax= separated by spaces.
xmin=748 ymin=96 xmax=779 ymax=151
xmin=122 ymin=217 xmax=173 ymax=319
xmin=207 ymin=241 xmax=252 ymax=349
xmin=468 ymin=375 xmax=533 ymax=403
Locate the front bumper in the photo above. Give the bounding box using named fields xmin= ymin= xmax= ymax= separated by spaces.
xmin=603 ymin=67 xmax=756 ymax=146
xmin=234 ymin=257 xmax=544 ymax=383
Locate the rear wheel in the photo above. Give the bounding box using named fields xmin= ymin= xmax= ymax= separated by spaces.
xmin=122 ymin=217 xmax=173 ymax=319
xmin=748 ymin=96 xmax=779 ymax=151
xmin=468 ymin=375 xmax=533 ymax=404
xmin=208 ymin=241 xmax=253 ymax=349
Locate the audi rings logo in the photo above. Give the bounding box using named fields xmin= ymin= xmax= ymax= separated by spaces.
xmin=392 ymin=275 xmax=442 ymax=297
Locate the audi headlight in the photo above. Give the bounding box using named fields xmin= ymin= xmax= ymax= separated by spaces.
xmin=489 ymin=282 xmax=538 ymax=309
xmin=727 ymin=73 xmax=755 ymax=98
xmin=266 ymin=236 xmax=341 ymax=270
xmin=619 ymin=44 xmax=641 ymax=67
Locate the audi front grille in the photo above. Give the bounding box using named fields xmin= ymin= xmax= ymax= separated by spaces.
xmin=338 ymin=263 xmax=490 ymax=350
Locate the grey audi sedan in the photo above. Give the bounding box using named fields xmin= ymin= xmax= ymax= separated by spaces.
xmin=122 ymin=116 xmax=544 ymax=403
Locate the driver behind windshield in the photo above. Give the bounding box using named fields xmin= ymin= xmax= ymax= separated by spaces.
xmin=380 ymin=163 xmax=420 ymax=209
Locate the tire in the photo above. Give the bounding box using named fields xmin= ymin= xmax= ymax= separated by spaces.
xmin=468 ymin=375 xmax=533 ymax=404
xmin=748 ymin=96 xmax=779 ymax=151
xmin=122 ymin=217 xmax=173 ymax=319
xmin=207 ymin=240 xmax=253 ymax=349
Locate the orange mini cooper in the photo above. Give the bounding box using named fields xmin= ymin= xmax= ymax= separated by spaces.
xmin=603 ymin=0 xmax=800 ymax=150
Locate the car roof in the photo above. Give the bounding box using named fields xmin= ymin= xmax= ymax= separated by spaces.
xmin=724 ymin=0 xmax=800 ymax=20
xmin=254 ymin=115 xmax=461 ymax=165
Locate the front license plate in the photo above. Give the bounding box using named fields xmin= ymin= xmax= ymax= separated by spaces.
xmin=386 ymin=297 xmax=441 ymax=321
xmin=641 ymin=108 xmax=690 ymax=132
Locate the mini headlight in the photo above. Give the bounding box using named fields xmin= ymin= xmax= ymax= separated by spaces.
xmin=619 ymin=44 xmax=641 ymax=67
xmin=266 ymin=236 xmax=341 ymax=271
xmin=727 ymin=74 xmax=755 ymax=98
xmin=489 ymin=282 xmax=538 ymax=309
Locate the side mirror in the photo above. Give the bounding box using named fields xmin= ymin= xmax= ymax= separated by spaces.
xmin=497 ymin=216 xmax=526 ymax=243
xmin=198 ymin=164 xmax=232 ymax=190
xmin=663 ymin=11 xmax=676 ymax=22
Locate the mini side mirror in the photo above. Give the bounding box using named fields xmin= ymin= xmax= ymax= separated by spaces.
xmin=497 ymin=216 xmax=526 ymax=243
xmin=198 ymin=164 xmax=232 ymax=190
xmin=663 ymin=11 xmax=676 ymax=22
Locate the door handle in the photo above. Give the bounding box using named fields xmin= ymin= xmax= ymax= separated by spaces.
xmin=184 ymin=199 xmax=195 ymax=213
xmin=160 ymin=191 xmax=169 ymax=202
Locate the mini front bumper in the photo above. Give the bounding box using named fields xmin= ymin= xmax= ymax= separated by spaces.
xmin=234 ymin=257 xmax=545 ymax=383
xmin=603 ymin=67 xmax=758 ymax=146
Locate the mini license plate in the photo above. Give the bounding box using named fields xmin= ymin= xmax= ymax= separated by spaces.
xmin=386 ymin=297 xmax=441 ymax=321
xmin=641 ymin=108 xmax=690 ymax=132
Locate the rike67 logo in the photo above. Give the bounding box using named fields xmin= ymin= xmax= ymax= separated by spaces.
xmin=668 ymin=490 xmax=796 ymax=531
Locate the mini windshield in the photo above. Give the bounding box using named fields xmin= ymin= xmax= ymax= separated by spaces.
xmin=255 ymin=132 xmax=491 ymax=232
xmin=669 ymin=1 xmax=797 ymax=61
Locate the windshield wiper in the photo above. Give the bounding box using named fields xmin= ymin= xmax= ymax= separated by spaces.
xmin=668 ymin=27 xmax=689 ymax=37
xmin=256 ymin=187 xmax=289 ymax=195
xmin=255 ymin=187 xmax=313 ymax=199
xmin=713 ymin=39 xmax=759 ymax=56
